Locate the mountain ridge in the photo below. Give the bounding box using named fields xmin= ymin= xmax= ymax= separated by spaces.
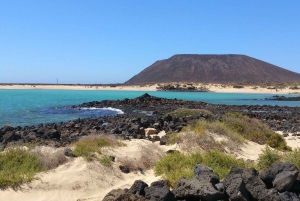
xmin=125 ymin=54 xmax=300 ymax=84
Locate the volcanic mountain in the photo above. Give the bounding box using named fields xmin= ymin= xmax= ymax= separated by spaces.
xmin=125 ymin=54 xmax=300 ymax=84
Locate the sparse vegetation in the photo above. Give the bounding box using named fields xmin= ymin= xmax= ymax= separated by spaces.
xmin=257 ymin=146 xmax=281 ymax=171
xmin=165 ymin=108 xmax=215 ymax=120
xmin=178 ymin=120 xmax=244 ymax=153
xmin=34 ymin=147 xmax=68 ymax=170
xmin=257 ymin=147 xmax=300 ymax=171
xmin=99 ymin=155 xmax=113 ymax=166
xmin=289 ymin=85 xmax=299 ymax=90
xmin=166 ymin=132 xmax=181 ymax=145
xmin=154 ymin=150 xmax=254 ymax=187
xmin=118 ymin=143 xmax=164 ymax=172
xmin=72 ymin=134 xmax=124 ymax=161
xmin=283 ymin=148 xmax=300 ymax=170
xmin=222 ymin=113 xmax=291 ymax=151
xmin=233 ymin=85 xmax=244 ymax=88
xmin=0 ymin=148 xmax=42 ymax=188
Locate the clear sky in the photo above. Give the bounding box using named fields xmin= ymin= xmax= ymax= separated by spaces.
xmin=0 ymin=0 xmax=299 ymax=84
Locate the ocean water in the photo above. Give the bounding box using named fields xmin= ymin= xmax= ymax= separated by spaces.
xmin=0 ymin=89 xmax=299 ymax=128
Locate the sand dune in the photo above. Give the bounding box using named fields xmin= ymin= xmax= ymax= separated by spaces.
xmin=1 ymin=132 xmax=300 ymax=201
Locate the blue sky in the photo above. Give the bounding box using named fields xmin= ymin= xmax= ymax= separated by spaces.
xmin=0 ymin=0 xmax=299 ymax=84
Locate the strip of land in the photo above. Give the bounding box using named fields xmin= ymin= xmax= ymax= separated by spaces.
xmin=0 ymin=83 xmax=299 ymax=94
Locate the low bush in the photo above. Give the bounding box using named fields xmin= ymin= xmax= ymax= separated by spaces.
xmin=99 ymin=155 xmax=113 ymax=166
xmin=257 ymin=146 xmax=300 ymax=172
xmin=166 ymin=132 xmax=182 ymax=145
xmin=233 ymin=85 xmax=244 ymax=88
xmin=72 ymin=134 xmax=123 ymax=161
xmin=283 ymin=148 xmax=300 ymax=170
xmin=257 ymin=146 xmax=281 ymax=171
xmin=222 ymin=113 xmax=291 ymax=151
xmin=34 ymin=147 xmax=68 ymax=170
xmin=154 ymin=150 xmax=253 ymax=187
xmin=154 ymin=152 xmax=202 ymax=186
xmin=180 ymin=120 xmax=244 ymax=153
xmin=0 ymin=148 xmax=42 ymax=188
xmin=202 ymin=150 xmax=254 ymax=179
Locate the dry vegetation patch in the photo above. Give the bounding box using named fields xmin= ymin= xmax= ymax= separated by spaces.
xmin=72 ymin=134 xmax=125 ymax=161
xmin=117 ymin=142 xmax=165 ymax=172
xmin=34 ymin=146 xmax=68 ymax=170
xmin=170 ymin=120 xmax=244 ymax=154
xmin=222 ymin=113 xmax=291 ymax=151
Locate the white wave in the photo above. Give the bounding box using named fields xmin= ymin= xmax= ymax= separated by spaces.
xmin=79 ymin=107 xmax=124 ymax=114
xmin=102 ymin=107 xmax=124 ymax=114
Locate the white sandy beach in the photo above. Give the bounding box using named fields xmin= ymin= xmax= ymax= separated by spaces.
xmin=0 ymin=83 xmax=299 ymax=94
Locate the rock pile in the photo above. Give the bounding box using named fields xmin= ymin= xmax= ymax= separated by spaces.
xmin=103 ymin=163 xmax=300 ymax=201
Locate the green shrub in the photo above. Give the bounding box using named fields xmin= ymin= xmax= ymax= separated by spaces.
xmin=154 ymin=152 xmax=202 ymax=186
xmin=0 ymin=148 xmax=42 ymax=188
xmin=222 ymin=113 xmax=290 ymax=151
xmin=257 ymin=146 xmax=281 ymax=171
xmin=154 ymin=150 xmax=253 ymax=187
xmin=166 ymin=132 xmax=182 ymax=145
xmin=267 ymin=133 xmax=291 ymax=151
xmin=99 ymin=155 xmax=113 ymax=166
xmin=73 ymin=137 xmax=112 ymax=161
xmin=202 ymin=150 xmax=254 ymax=179
xmin=283 ymin=148 xmax=300 ymax=170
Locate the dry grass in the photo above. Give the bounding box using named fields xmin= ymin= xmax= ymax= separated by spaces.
xmin=178 ymin=120 xmax=243 ymax=154
xmin=34 ymin=146 xmax=68 ymax=170
xmin=118 ymin=143 xmax=165 ymax=172
xmin=222 ymin=113 xmax=291 ymax=151
xmin=179 ymin=131 xmax=239 ymax=154
xmin=72 ymin=134 xmax=126 ymax=161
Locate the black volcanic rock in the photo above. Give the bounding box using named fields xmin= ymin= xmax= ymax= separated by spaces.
xmin=125 ymin=54 xmax=300 ymax=84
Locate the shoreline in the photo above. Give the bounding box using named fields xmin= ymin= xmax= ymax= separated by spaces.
xmin=0 ymin=83 xmax=300 ymax=94
xmin=1 ymin=93 xmax=300 ymax=201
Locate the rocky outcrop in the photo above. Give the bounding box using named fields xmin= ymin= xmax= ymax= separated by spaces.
xmin=260 ymin=162 xmax=299 ymax=192
xmin=1 ymin=93 xmax=299 ymax=148
xmin=265 ymin=95 xmax=300 ymax=101
xmin=103 ymin=163 xmax=300 ymax=201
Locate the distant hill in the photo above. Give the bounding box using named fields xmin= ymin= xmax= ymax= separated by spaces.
xmin=125 ymin=54 xmax=300 ymax=84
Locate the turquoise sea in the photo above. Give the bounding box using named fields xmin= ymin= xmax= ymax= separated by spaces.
xmin=0 ymin=89 xmax=299 ymax=128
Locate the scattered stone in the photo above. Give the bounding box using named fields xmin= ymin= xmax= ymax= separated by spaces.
xmin=119 ymin=165 xmax=130 ymax=174
xmin=159 ymin=135 xmax=168 ymax=145
xmin=63 ymin=148 xmax=75 ymax=157
xmin=145 ymin=128 xmax=157 ymax=137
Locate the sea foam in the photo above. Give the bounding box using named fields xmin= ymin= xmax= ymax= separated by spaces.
xmin=79 ymin=107 xmax=124 ymax=114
